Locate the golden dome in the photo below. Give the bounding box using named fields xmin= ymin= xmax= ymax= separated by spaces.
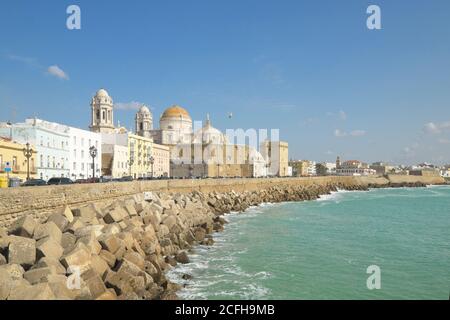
xmin=161 ymin=105 xmax=191 ymax=120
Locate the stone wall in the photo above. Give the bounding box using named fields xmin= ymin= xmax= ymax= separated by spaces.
xmin=0 ymin=175 xmax=444 ymax=227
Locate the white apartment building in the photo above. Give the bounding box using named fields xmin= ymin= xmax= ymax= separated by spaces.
xmin=68 ymin=127 xmax=102 ymax=180
xmin=0 ymin=119 xmax=70 ymax=180
xmin=307 ymin=161 xmax=317 ymax=176
xmin=323 ymin=162 xmax=337 ymax=175
xmin=101 ymin=144 xmax=129 ymax=178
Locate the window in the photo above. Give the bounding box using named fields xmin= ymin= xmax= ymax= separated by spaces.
xmin=88 ymin=139 xmax=91 ymax=147
xmin=81 ymin=163 xmax=84 ymax=171
xmin=73 ymin=162 xmax=76 ymax=170
xmin=81 ymin=150 xmax=84 ymax=158
xmin=73 ymin=149 xmax=77 ymax=158
xmin=81 ymin=138 xmax=84 ymax=147
xmin=47 ymin=156 xmax=50 ymax=168
xmin=40 ymin=155 xmax=43 ymax=167
xmin=102 ymin=111 xmax=106 ymax=120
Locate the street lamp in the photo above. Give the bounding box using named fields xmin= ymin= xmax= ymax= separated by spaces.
xmin=149 ymin=155 xmax=155 ymax=178
xmin=89 ymin=146 xmax=97 ymax=181
xmin=129 ymin=157 xmax=134 ymax=177
xmin=23 ymin=142 xmax=33 ymax=181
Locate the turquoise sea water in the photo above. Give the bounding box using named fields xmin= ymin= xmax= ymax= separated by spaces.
xmin=167 ymin=186 xmax=450 ymax=300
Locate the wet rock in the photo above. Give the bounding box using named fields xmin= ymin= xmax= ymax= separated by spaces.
xmin=182 ymin=274 xmax=193 ymax=280
xmin=165 ymin=255 xmax=177 ymax=267
xmin=175 ymin=251 xmax=190 ymax=264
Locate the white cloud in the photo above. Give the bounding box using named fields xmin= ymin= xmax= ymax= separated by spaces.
xmin=47 ymin=65 xmax=69 ymax=80
xmin=334 ymin=129 xmax=366 ymax=137
xmin=334 ymin=129 xmax=347 ymax=137
xmin=438 ymin=138 xmax=450 ymax=144
xmin=339 ymin=110 xmax=347 ymax=121
xmin=350 ymin=130 xmax=366 ymax=137
xmin=114 ymin=101 xmax=145 ymax=111
xmin=423 ymin=121 xmax=450 ymax=134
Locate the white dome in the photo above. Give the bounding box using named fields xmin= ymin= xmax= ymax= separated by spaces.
xmin=96 ymin=88 xmax=110 ymax=97
xmin=139 ymin=105 xmax=151 ymax=114
xmin=193 ymin=116 xmax=227 ymax=144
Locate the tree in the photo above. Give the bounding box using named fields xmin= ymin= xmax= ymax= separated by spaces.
xmin=316 ymin=163 xmax=327 ymax=176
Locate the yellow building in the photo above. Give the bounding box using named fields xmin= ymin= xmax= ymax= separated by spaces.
xmin=128 ymin=133 xmax=154 ymax=179
xmin=290 ymin=160 xmax=311 ymax=177
xmin=0 ymin=137 xmax=37 ymax=181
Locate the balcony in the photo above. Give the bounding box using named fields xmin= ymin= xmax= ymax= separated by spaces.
xmin=0 ymin=163 xmax=38 ymax=173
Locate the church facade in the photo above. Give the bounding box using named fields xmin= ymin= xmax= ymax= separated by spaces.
xmin=91 ymin=89 xmax=170 ymax=179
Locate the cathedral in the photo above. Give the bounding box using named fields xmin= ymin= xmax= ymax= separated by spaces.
xmin=143 ymin=105 xmax=268 ymax=178
xmin=90 ymin=88 xmax=269 ymax=179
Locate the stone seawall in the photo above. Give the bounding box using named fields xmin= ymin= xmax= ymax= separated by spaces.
xmin=0 ymin=175 xmax=445 ymax=300
xmin=0 ymin=175 xmax=445 ymax=228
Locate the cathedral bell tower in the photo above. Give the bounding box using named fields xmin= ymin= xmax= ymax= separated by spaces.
xmin=90 ymin=88 xmax=115 ymax=133
xmin=135 ymin=105 xmax=153 ymax=138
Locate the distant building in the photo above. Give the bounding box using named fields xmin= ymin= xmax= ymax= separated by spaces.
xmin=370 ymin=162 xmax=394 ymax=176
xmin=335 ymin=157 xmax=376 ymax=176
xmin=322 ymin=162 xmax=336 ymax=175
xmin=260 ymin=140 xmax=289 ymax=177
xmin=440 ymin=166 xmax=450 ymax=178
xmin=289 ymin=160 xmax=316 ymax=177
xmin=0 ymin=137 xmax=37 ymax=181
xmin=409 ymin=168 xmax=440 ymax=177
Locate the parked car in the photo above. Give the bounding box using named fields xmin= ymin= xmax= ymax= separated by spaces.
xmin=21 ymin=179 xmax=47 ymax=187
xmin=120 ymin=176 xmax=133 ymax=182
xmin=75 ymin=179 xmax=88 ymax=184
xmin=47 ymin=177 xmax=74 ymax=185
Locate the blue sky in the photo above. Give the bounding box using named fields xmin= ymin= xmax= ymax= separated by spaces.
xmin=1 ymin=0 xmax=450 ymax=165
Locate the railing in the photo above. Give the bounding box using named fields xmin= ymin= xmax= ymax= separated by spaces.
xmin=0 ymin=164 xmax=37 ymax=173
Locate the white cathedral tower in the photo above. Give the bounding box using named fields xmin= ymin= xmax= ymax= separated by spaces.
xmin=135 ymin=105 xmax=153 ymax=138
xmin=90 ymin=88 xmax=115 ymax=133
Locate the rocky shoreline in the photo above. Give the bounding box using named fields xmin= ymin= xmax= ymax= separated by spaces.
xmin=0 ymin=180 xmax=437 ymax=300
